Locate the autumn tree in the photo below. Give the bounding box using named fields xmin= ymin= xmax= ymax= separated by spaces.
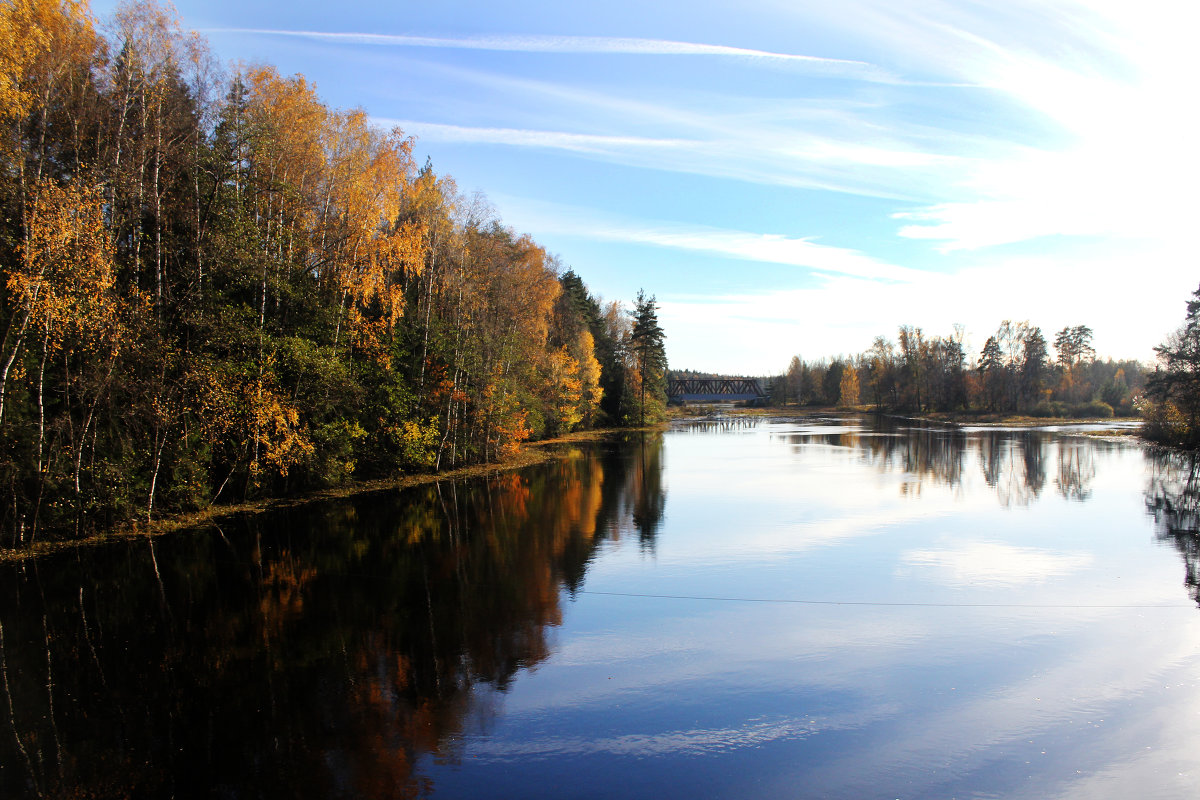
xmin=838 ymin=360 xmax=860 ymax=407
xmin=0 ymin=0 xmax=645 ymax=543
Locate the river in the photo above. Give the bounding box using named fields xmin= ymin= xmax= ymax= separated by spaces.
xmin=2 ymin=415 xmax=1199 ymax=798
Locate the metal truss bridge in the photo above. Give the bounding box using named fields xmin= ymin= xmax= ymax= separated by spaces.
xmin=667 ymin=377 xmax=767 ymax=404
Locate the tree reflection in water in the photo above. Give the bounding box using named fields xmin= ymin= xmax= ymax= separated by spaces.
xmin=0 ymin=434 xmax=667 ymax=799
xmin=1145 ymin=449 xmax=1200 ymax=605
xmin=779 ymin=418 xmax=1099 ymax=507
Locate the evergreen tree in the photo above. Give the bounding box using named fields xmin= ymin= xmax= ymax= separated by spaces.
xmin=628 ymin=290 xmax=668 ymax=426
xmin=1054 ymin=325 xmax=1095 ymax=367
xmin=978 ymin=336 xmax=1005 ymax=411
xmin=1146 ymin=284 xmax=1200 ymax=445
xmin=1021 ymin=326 xmax=1048 ymax=410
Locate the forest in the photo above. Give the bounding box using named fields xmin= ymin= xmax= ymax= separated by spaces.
xmin=775 ymin=321 xmax=1144 ymax=419
xmin=0 ymin=0 xmax=668 ymax=543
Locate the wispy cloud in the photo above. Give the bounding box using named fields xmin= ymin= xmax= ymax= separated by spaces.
xmin=380 ymin=107 xmax=966 ymax=202
xmin=374 ymin=119 xmax=691 ymax=155
xmin=501 ymin=199 xmax=922 ymax=283
xmin=601 ymin=227 xmax=922 ymax=283
xmin=208 ymin=28 xmax=890 ymax=78
xmin=226 ymin=28 xmax=965 ymax=199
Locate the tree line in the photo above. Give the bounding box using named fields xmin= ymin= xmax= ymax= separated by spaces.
xmin=0 ymin=0 xmax=668 ymax=542
xmin=774 ymin=321 xmax=1143 ymax=418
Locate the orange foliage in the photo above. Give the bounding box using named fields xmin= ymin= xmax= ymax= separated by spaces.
xmin=13 ymin=178 xmax=121 ymax=351
xmin=0 ymin=0 xmax=99 ymax=124
xmin=244 ymin=68 xmax=425 ymax=360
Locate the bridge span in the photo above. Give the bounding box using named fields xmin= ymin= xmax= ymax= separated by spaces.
xmin=667 ymin=377 xmax=768 ymax=404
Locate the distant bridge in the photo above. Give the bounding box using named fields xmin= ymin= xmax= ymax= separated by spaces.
xmin=668 ymin=378 xmax=767 ymax=404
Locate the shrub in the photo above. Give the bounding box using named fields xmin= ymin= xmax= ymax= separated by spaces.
xmin=1142 ymin=401 xmax=1192 ymax=446
xmin=1030 ymin=402 xmax=1055 ymax=418
xmin=1031 ymin=401 xmax=1068 ymax=418
xmin=1072 ymin=400 xmax=1114 ymax=419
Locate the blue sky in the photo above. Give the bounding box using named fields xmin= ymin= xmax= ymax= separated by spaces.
xmin=94 ymin=0 xmax=1200 ymax=373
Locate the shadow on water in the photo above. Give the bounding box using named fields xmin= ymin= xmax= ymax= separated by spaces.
xmin=1145 ymin=449 xmax=1200 ymax=606
xmin=0 ymin=434 xmax=666 ymax=799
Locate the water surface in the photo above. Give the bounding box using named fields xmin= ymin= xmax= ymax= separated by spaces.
xmin=3 ymin=416 xmax=1200 ymax=798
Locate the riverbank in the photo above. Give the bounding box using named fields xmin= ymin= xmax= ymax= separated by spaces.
xmin=0 ymin=425 xmax=667 ymax=563
xmin=675 ymin=403 xmax=1144 ymax=437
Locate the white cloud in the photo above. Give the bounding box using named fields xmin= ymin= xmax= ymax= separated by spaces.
xmin=655 ymin=249 xmax=1187 ymax=373
xmin=812 ymin=0 xmax=1200 ymax=252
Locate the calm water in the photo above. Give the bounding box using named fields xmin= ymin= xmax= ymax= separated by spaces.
xmin=3 ymin=416 xmax=1200 ymax=799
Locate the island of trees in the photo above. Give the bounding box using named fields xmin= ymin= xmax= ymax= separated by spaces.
xmin=0 ymin=0 xmax=669 ymax=544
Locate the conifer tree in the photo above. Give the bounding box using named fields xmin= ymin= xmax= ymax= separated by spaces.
xmin=628 ymin=290 xmax=667 ymax=426
xmin=1146 ymin=284 xmax=1200 ymax=445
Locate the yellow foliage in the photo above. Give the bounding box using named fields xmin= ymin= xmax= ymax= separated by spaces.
xmin=839 ymin=366 xmax=860 ymax=407
xmin=12 ymin=178 xmax=120 ymax=351
xmin=389 ymin=416 xmax=440 ymax=470
xmin=244 ymin=68 xmax=425 ymax=357
xmin=546 ymin=347 xmax=584 ymax=433
xmin=575 ymin=328 xmax=603 ymax=417
xmin=185 ymin=361 xmax=243 ymax=440
xmin=248 ymin=385 xmax=313 ymax=478
xmin=185 ymin=359 xmax=313 ymax=480
xmin=0 ymin=0 xmax=97 ymax=123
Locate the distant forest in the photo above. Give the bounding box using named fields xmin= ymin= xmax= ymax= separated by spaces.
xmin=774 ymin=322 xmax=1143 ymax=418
xmin=0 ymin=0 xmax=667 ymax=542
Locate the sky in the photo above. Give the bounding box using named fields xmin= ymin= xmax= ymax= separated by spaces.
xmin=92 ymin=0 xmax=1200 ymax=373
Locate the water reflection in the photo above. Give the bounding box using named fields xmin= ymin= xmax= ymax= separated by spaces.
xmin=0 ymin=434 xmax=667 ymax=798
xmin=8 ymin=421 xmax=1200 ymax=799
xmin=1145 ymin=449 xmax=1200 ymax=605
xmin=628 ymin=433 xmax=667 ymax=551
xmin=776 ymin=418 xmax=1099 ymax=506
xmin=675 ymin=417 xmax=761 ymax=434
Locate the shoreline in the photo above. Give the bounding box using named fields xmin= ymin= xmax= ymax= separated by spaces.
xmin=689 ymin=403 xmax=1143 ymax=431
xmin=0 ymin=424 xmax=666 ymax=563
xmin=1 ymin=411 xmax=1148 ymax=562
xmin=672 ymin=405 xmax=1145 ymax=444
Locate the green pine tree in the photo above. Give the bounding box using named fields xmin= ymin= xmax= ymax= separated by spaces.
xmin=629 ymin=290 xmax=668 ymax=426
